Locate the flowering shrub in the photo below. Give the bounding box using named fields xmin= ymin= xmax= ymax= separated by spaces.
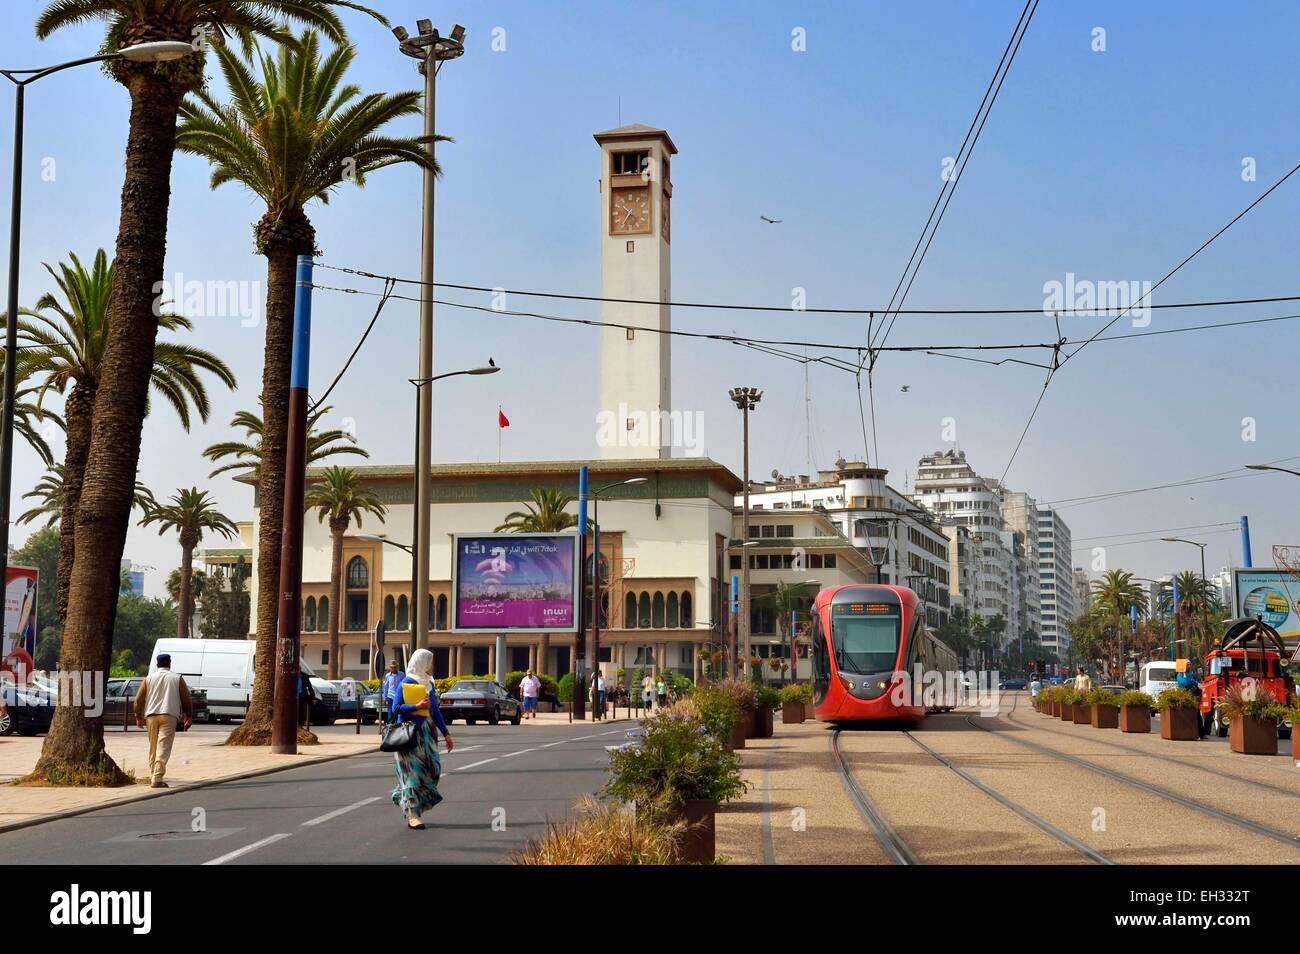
xmin=604 ymin=709 xmax=747 ymax=809
xmin=1221 ymin=684 xmax=1286 ymax=723
xmin=1085 ymin=688 xmax=1119 ymax=707
xmin=1155 ymin=687 xmax=1198 ymax=710
xmin=1116 ymin=690 xmax=1155 ymax=708
xmin=779 ymin=683 xmax=812 ymax=706
xmin=690 ymin=684 xmax=742 ymax=738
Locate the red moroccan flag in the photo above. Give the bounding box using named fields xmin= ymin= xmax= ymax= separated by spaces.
xmin=498 ymin=408 xmax=510 ymax=428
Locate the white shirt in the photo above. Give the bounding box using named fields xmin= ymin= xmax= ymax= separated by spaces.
xmin=521 ymin=675 xmax=541 ymax=698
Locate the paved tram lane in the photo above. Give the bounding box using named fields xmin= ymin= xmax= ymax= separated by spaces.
xmin=0 ymin=721 xmax=635 ymax=865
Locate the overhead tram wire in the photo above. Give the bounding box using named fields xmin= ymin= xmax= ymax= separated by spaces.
xmin=872 ymin=0 xmax=1039 ymax=354
xmin=307 ymin=277 xmax=396 ymax=414
xmin=997 ymin=160 xmax=1300 ymax=484
xmin=311 ymin=261 xmax=1300 ymax=318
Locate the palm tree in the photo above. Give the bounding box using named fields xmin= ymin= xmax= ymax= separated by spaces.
xmin=1173 ymin=570 xmax=1218 ymax=661
xmin=203 ymin=404 xmax=367 ymax=479
xmin=0 ymin=381 xmax=63 ymax=468
xmin=758 ymin=581 xmax=816 ymax=683
xmin=496 ymin=489 xmax=583 ymax=532
xmin=166 ymin=568 xmax=207 ymax=636
xmin=304 ymin=467 xmax=386 ymax=678
xmin=31 ymin=0 xmax=383 ymax=786
xmin=176 ymin=27 xmax=436 ymax=744
xmin=12 ymin=249 xmax=234 ymax=626
xmin=1090 ymin=569 xmax=1148 ymax=676
xmin=17 ymin=464 xmax=156 ymax=530
xmin=142 ymin=489 xmax=237 ymax=638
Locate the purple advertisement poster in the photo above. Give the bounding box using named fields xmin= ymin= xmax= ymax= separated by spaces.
xmin=453 ymin=534 xmax=578 ymax=632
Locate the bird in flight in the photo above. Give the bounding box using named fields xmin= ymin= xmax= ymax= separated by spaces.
xmin=900 ymin=385 xmax=910 ymax=393
xmin=760 ymin=215 xmax=782 ymax=224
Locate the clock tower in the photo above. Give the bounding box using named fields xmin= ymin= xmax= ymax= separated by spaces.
xmin=594 ymin=123 xmax=676 ymax=459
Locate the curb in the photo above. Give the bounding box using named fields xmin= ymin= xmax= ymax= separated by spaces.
xmin=0 ymin=743 xmax=379 ymax=836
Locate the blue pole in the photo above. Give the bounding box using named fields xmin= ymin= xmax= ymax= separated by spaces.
xmin=574 ymin=466 xmax=589 ymax=718
xmin=1240 ymin=515 xmax=1252 ymax=568
xmin=271 ymin=255 xmax=314 ymax=754
xmin=731 ymin=574 xmax=739 ymax=679
xmin=1171 ymin=575 xmax=1179 ymax=661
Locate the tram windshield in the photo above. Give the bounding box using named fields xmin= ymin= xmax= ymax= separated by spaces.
xmin=831 ymin=603 xmax=900 ymax=674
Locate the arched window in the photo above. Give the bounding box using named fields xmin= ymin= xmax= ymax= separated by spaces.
xmin=346 ymin=556 xmax=368 ymax=589
xmin=384 ymin=595 xmax=396 ymax=630
xmin=625 ymin=593 xmax=637 ymax=629
xmin=436 ymin=594 xmax=448 ymax=630
xmin=638 ymin=592 xmax=651 ymax=628
xmin=428 ymin=595 xmax=435 ymax=631
xmin=397 ymin=595 xmax=409 ymax=631
xmin=667 ymin=592 xmax=679 ymax=628
xmin=652 ymin=592 xmax=665 ymax=628
xmin=304 ymin=597 xmax=316 ymax=633
xmin=317 ymin=596 xmax=329 ymax=632
xmin=680 ymin=591 xmax=692 ymax=628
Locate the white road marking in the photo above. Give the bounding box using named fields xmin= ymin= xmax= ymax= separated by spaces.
xmin=500 ymin=748 xmax=537 ymax=758
xmin=540 ymin=741 xmax=566 ymax=748
xmin=454 ymin=758 xmax=499 ymax=772
xmin=203 ymin=833 xmax=292 ymax=866
xmin=301 ymin=797 xmax=380 ymax=827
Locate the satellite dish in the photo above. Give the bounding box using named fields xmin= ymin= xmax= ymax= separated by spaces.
xmin=771 ymin=469 xmax=781 ymax=480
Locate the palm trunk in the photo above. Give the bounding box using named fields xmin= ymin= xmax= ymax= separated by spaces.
xmin=178 ymin=533 xmax=197 ymax=637
xmin=55 ymin=384 xmax=95 ymax=626
xmin=227 ymin=210 xmax=313 ymax=745
xmin=327 ymin=521 xmax=345 ymax=680
xmin=30 ymin=70 xmax=182 ymax=786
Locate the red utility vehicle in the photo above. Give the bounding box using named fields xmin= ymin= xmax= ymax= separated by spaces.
xmin=1201 ymin=616 xmax=1296 ymax=738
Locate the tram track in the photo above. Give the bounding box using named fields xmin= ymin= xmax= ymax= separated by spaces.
xmin=965 ymin=715 xmax=1300 ymax=852
xmin=831 ymin=724 xmax=1114 ymax=865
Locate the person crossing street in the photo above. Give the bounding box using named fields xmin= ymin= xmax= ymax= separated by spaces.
xmin=133 ymin=654 xmax=193 ymax=789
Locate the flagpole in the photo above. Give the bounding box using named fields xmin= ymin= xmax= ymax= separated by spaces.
xmin=498 ymin=404 xmax=502 ymax=463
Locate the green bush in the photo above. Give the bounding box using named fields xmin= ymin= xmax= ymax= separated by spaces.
xmin=1055 ymin=687 xmax=1080 ymax=706
xmin=604 ymin=709 xmax=747 ymax=809
xmin=558 ymin=672 xmax=575 ymax=704
xmin=755 ymin=684 xmax=782 ymax=711
xmin=691 ymin=683 xmax=742 ymax=738
xmin=1156 ymin=687 xmax=1198 ymax=710
xmin=779 ymin=683 xmax=812 ymax=705
xmin=1117 ymin=690 xmax=1155 ymax=708
xmin=503 ymin=670 xmax=559 ymax=698
xmin=664 ymin=672 xmax=693 ymax=700
xmin=1085 ymin=688 xmax=1119 ymax=707
xmin=1222 ymin=685 xmax=1287 ymax=723
xmin=715 ymin=678 xmax=758 ymax=714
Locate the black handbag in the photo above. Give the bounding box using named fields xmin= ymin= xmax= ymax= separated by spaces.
xmin=381 ymin=717 xmax=419 ymax=753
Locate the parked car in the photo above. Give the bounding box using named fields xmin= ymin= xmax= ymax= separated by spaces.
xmin=330 ymin=678 xmax=380 ymax=725
xmin=438 ymin=680 xmax=522 ymax=725
xmin=103 ymin=677 xmax=208 ymax=730
xmin=0 ymin=681 xmax=55 ymax=736
xmin=999 ymin=679 xmax=1027 ymax=690
xmin=148 ymin=638 xmax=338 ymax=725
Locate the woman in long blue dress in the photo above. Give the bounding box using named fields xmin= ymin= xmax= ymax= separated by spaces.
xmin=390 ymin=648 xmax=455 ymax=829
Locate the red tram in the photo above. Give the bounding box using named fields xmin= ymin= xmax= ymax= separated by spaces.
xmin=808 ymin=584 xmax=959 ymax=723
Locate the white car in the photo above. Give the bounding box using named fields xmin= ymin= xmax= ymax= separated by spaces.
xmin=1139 ymin=661 xmax=1179 ymax=704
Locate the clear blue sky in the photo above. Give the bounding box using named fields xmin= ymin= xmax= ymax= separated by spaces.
xmin=3 ymin=0 xmax=1298 ymax=597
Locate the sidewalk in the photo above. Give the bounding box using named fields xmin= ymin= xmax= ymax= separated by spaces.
xmin=0 ymin=729 xmax=378 ymax=832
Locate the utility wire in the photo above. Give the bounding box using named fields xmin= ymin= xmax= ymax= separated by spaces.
xmin=311 ymin=261 xmax=1300 ymax=318
xmin=308 ymin=277 xmax=395 ymax=413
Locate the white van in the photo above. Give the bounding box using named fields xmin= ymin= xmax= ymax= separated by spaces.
xmin=1139 ymin=661 xmax=1179 ymax=703
xmin=148 ymin=638 xmax=338 ymax=724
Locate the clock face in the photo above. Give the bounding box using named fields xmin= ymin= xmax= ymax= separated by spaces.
xmin=611 ymin=186 xmax=651 ymax=234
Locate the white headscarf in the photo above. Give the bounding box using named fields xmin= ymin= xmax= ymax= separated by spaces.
xmin=406 ymin=648 xmax=436 ymax=693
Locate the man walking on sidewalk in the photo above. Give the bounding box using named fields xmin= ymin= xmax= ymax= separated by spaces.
xmin=134 ymin=654 xmax=193 ymax=788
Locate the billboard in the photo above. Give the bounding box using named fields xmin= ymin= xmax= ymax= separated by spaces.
xmin=452 ymin=533 xmax=579 ymax=633
xmin=3 ymin=566 xmax=39 ymax=676
xmin=1232 ymin=568 xmax=1300 ymax=640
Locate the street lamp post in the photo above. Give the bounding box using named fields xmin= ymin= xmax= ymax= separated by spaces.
xmin=394 ymin=20 xmax=465 ymax=658
xmin=0 ymin=40 xmax=192 ymax=591
xmin=405 ymin=361 xmax=498 ymax=654
xmin=588 ymin=477 xmax=646 ymax=716
xmin=726 ymin=541 xmax=759 ymax=680
xmin=729 ymin=387 xmax=762 ymax=678
xmin=1162 ymin=537 xmax=1209 ymax=659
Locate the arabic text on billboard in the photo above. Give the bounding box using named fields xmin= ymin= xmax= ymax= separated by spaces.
xmin=454 ymin=535 xmax=576 ymax=631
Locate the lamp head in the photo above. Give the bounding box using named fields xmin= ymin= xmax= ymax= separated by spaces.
xmin=120 ymin=41 xmax=194 ymax=62
xmin=392 ymin=25 xmax=410 ymax=42
xmin=450 ymin=24 xmax=467 ymax=43
xmin=417 ymin=18 xmax=435 ymax=35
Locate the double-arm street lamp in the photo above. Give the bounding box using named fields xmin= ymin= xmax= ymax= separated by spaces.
xmin=0 ymin=39 xmax=193 ymax=588
xmin=1246 ymin=463 xmax=1300 ymax=479
xmin=1160 ymin=537 xmax=1210 ymax=660
xmin=406 ymin=361 xmax=498 ymax=652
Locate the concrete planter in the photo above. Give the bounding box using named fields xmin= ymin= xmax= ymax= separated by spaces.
xmin=1160 ymin=708 xmax=1199 ymax=741
xmin=1119 ymin=705 xmax=1151 ymax=734
xmin=781 ymin=701 xmax=805 ymax=725
xmin=1090 ymin=704 xmax=1119 ymax=729
xmin=1071 ymin=703 xmax=1091 ymax=725
xmin=1229 ymin=715 xmax=1278 ymax=755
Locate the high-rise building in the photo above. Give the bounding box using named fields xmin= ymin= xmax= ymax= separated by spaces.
xmin=1035 ymin=505 xmax=1076 ymax=658
xmin=914 ymin=450 xmax=1016 ymax=645
xmin=1001 ymin=489 xmax=1042 ymax=639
